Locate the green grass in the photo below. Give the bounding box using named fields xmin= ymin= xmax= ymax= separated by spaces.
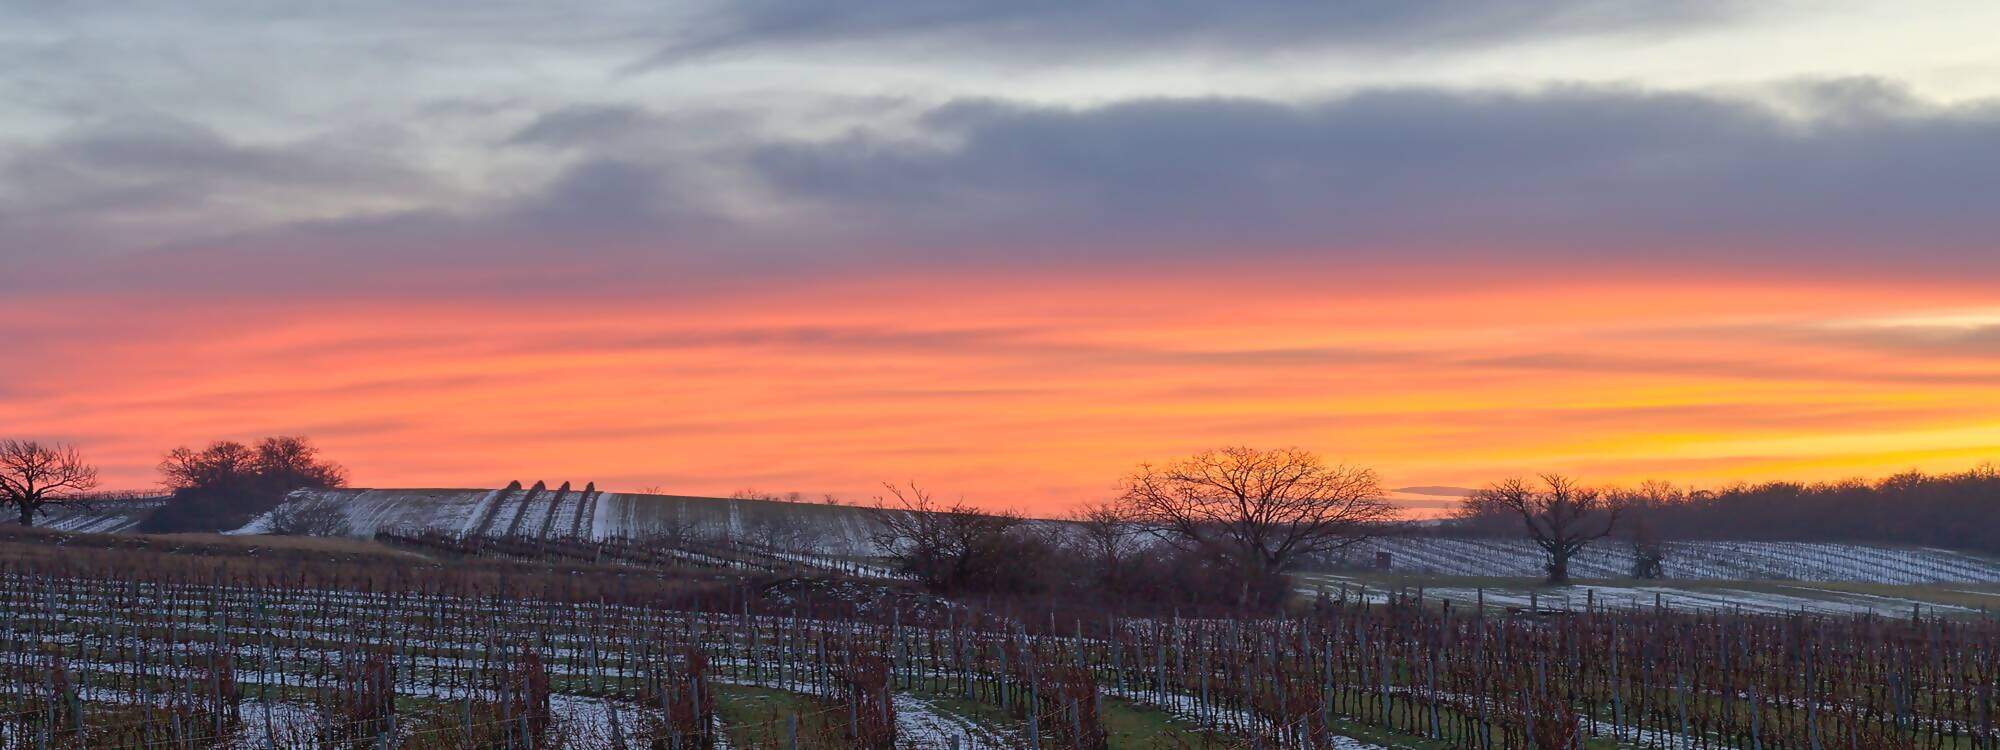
xmin=899 ymin=684 xmax=1235 ymax=749
xmin=920 ymin=690 xmax=1017 ymax=731
xmin=1099 ymin=696 xmax=1227 ymax=749
xmin=714 ymin=684 xmax=839 ymax=749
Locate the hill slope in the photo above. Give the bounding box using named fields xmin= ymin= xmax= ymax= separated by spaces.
xmin=240 ymin=484 xmax=885 ymax=554
xmin=223 ymin=485 xmax=2000 ymax=585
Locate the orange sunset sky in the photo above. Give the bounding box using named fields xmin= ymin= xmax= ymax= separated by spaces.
xmin=14 ymin=268 xmax=2000 ymax=515
xmin=6 ymin=3 xmax=2000 ymax=515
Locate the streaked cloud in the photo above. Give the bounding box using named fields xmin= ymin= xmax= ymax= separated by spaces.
xmin=4 ymin=2 xmax=1999 ymax=513
xmin=634 ymin=0 xmax=1741 ymax=69
xmin=744 ymin=84 xmax=2000 ymax=271
xmin=12 ymin=82 xmax=2000 ymax=300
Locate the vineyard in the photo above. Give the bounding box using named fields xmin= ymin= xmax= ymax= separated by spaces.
xmin=1336 ymin=539 xmax=2000 ymax=585
xmin=35 ymin=488 xmax=2000 ymax=587
xmin=370 ymin=528 xmax=904 ymax=582
xmin=1 ymin=528 xmax=1996 ymax=750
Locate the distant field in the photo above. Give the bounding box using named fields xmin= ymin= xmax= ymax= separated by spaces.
xmin=1331 ymin=534 xmax=2000 ymax=584
xmin=35 ymin=486 xmax=2000 ymax=587
xmin=229 ymin=485 xmax=888 ymax=554
xmin=1297 ymin=570 xmax=2000 ymax=617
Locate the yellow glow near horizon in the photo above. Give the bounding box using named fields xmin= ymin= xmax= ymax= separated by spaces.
xmin=6 ymin=267 xmax=1998 ymax=518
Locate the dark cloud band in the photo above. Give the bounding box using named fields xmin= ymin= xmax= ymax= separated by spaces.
xmin=8 ymin=81 xmax=2000 ymax=297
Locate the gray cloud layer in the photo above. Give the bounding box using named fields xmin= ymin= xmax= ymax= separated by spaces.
xmin=638 ymin=0 xmax=1740 ymax=68
xmin=9 ymin=0 xmax=1999 ymax=299
xmin=7 ymin=80 xmax=2000 ymax=296
xmin=743 ymin=81 xmax=2000 ymax=268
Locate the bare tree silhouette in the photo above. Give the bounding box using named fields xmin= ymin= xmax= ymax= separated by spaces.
xmin=0 ymin=439 xmax=101 ymax=527
xmin=1462 ymin=474 xmax=1621 ymax=584
xmin=871 ymin=482 xmax=1049 ymax=594
xmin=1068 ymin=500 xmax=1143 ymax=592
xmin=1118 ymin=446 xmax=1393 ymax=610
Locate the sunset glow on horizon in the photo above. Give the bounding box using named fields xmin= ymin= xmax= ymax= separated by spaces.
xmin=11 ymin=264 xmax=2000 ymax=516
xmin=7 ymin=3 xmax=2000 ymax=516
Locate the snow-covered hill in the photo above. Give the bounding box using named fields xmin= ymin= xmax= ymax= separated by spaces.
xmin=32 ymin=496 xmax=169 ymax=534
xmin=110 ymin=484 xmax=2000 ymax=585
xmin=1333 ymin=536 xmax=2000 ymax=585
xmin=238 ymin=484 xmax=886 ymax=554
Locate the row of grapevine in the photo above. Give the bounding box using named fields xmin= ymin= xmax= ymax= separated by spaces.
xmin=1 ymin=557 xmax=1994 ymax=749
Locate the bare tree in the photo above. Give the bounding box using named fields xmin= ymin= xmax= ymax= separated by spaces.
xmin=640 ymin=507 xmax=694 ymax=549
xmin=1117 ymin=446 xmax=1394 ymax=609
xmin=0 ymin=440 xmax=101 ymax=527
xmin=1613 ymin=479 xmax=1682 ymax=579
xmin=745 ymin=510 xmax=813 ymax=552
xmin=1627 ymin=517 xmax=1666 ymax=579
xmin=265 ymin=494 xmax=355 ymax=536
xmin=1463 ymin=474 xmax=1621 ymax=584
xmin=871 ymin=483 xmax=1049 ymax=594
xmin=148 ymin=436 xmax=347 ymax=533
xmin=1068 ymin=500 xmax=1143 ymax=591
xmin=159 ymin=440 xmax=257 ymax=492
xmin=251 ymin=436 xmax=348 ymax=490
xmin=159 ymin=436 xmax=345 ymax=494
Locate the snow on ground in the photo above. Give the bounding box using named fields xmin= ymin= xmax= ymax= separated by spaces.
xmin=34 ymin=498 xmax=167 ymax=534
xmin=1297 ymin=574 xmax=1987 ymax=616
xmin=225 ymin=700 xmax=321 ymax=750
xmin=547 ymin=693 xmax=679 ymax=749
xmin=76 ymin=693 xmax=663 ymax=750
xmin=258 ymin=487 xmax=886 ymax=552
xmin=1334 ymin=537 xmax=2000 ymax=584
xmin=892 ymin=692 xmax=1012 ymax=749
xmin=199 ymin=486 xmax=2000 ymax=586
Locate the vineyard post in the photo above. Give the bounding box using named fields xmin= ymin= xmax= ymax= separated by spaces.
xmin=1749 ymin=684 xmax=1761 ymax=750
xmin=1805 ymin=650 xmax=1822 ymax=750
xmin=1028 ymin=682 xmax=1041 ymax=749
xmin=1610 ymin=638 xmax=1624 ymax=740
xmin=1378 ymin=634 xmax=1393 ymax=727
xmin=1676 ymin=671 xmax=1691 ymax=748
xmin=1980 ymin=659 xmax=1995 ymax=750
xmin=1425 ymin=646 xmax=1441 ymax=739
xmin=616 ymin=701 xmax=640 ymax=747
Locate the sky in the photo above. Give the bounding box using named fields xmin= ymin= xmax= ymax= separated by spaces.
xmin=5 ymin=1 xmax=2000 ymax=515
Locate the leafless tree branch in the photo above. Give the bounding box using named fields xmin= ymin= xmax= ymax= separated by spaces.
xmin=0 ymin=439 xmax=101 ymax=527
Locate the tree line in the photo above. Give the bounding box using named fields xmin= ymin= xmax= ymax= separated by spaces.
xmin=0 ymin=435 xmax=347 ymax=533
xmin=1448 ymin=466 xmax=2000 ymax=556
xmin=876 ymin=456 xmax=2000 ymax=603
xmin=871 ymin=446 xmax=1398 ymax=613
xmin=6 ymin=433 xmax=1993 ymax=604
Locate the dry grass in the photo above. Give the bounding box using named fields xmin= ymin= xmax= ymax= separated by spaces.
xmin=0 ymin=525 xmax=427 ymax=564
xmin=148 ymin=532 xmax=433 ymax=560
xmin=0 ymin=524 xmax=756 ymax=609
